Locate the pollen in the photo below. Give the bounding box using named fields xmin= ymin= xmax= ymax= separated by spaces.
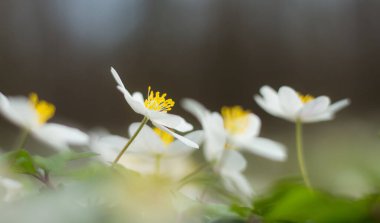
xmin=298 ymin=93 xmax=315 ymax=104
xmin=221 ymin=106 xmax=250 ymax=135
xmin=144 ymin=86 xmax=175 ymax=112
xmin=153 ymin=127 xmax=174 ymax=146
xmin=29 ymin=92 xmax=55 ymax=124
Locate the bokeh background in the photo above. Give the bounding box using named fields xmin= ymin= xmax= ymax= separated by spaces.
xmin=0 ymin=0 xmax=379 ymax=195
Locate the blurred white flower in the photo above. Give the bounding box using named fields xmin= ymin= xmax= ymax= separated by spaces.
xmin=110 ymin=67 xmax=198 ymax=148
xmin=89 ymin=130 xmax=128 ymax=163
xmin=218 ymin=150 xmax=253 ymax=198
xmin=0 ymin=177 xmax=22 ymax=202
xmin=0 ymin=92 xmax=89 ymax=150
xmin=121 ymin=124 xmax=202 ymax=175
xmin=127 ymin=123 xmax=203 ymax=158
xmin=182 ymin=99 xmax=286 ymax=162
xmin=254 ymin=85 xmax=350 ymax=123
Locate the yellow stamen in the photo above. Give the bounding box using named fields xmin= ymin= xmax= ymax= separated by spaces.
xmin=144 ymin=86 xmax=175 ymax=112
xmin=298 ymin=93 xmax=315 ymax=104
xmin=29 ymin=93 xmax=55 ymax=124
xmin=153 ymin=127 xmax=174 ymax=146
xmin=221 ymin=106 xmax=250 ymax=135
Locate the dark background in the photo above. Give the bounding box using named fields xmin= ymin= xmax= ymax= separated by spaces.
xmin=1 ymin=0 xmax=379 ymax=129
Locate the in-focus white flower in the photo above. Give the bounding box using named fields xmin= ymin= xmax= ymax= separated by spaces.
xmin=0 ymin=92 xmax=89 ymax=150
xmin=182 ymin=99 xmax=286 ymax=162
xmin=0 ymin=177 xmax=22 ymax=202
xmin=254 ymin=85 xmax=350 ymax=123
xmin=110 ymin=67 xmax=198 ymax=149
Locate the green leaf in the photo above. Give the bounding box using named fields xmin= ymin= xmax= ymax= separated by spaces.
xmin=33 ymin=151 xmax=98 ymax=173
xmin=254 ymin=181 xmax=372 ymax=223
xmin=0 ymin=149 xmax=37 ymax=175
xmin=229 ymin=204 xmax=252 ymax=218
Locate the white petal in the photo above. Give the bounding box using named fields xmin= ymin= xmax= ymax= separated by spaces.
xmin=278 ymin=86 xmax=303 ymax=118
xmin=32 ymin=123 xmax=89 ymax=150
xmin=132 ymin=92 xmax=145 ymax=104
xmin=181 ymin=98 xmax=210 ymax=125
xmin=111 ymin=67 xmax=126 ymax=89
xmin=254 ymin=86 xmax=283 ymax=117
xmin=152 ymin=124 xmax=199 ymax=149
xmin=90 ymin=133 xmax=128 ymax=162
xmin=221 ymin=171 xmax=253 ymax=198
xmin=303 ymin=113 xmax=334 ymax=123
xmin=328 ymin=98 xmax=350 ymax=113
xmin=301 ymin=98 xmax=350 ymax=123
xmin=166 ymin=130 xmax=203 ymax=157
xmin=111 ymin=68 xmax=147 ymax=115
xmin=238 ymin=137 xmax=287 ymax=161
xmin=203 ymin=113 xmax=227 ymax=162
xmin=299 ymin=96 xmax=330 ymax=120
xmin=0 ymin=93 xmax=38 ymax=129
xmin=128 ymin=122 xmax=165 ymax=154
xmin=149 ymin=111 xmax=193 ymax=132
xmin=0 ymin=177 xmax=22 ymax=202
xmin=219 ymin=150 xmax=247 ymax=172
xmin=235 ymin=113 xmax=261 ymax=139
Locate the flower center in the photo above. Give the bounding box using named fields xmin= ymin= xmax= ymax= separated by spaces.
xmin=298 ymin=93 xmax=315 ymax=104
xmin=144 ymin=86 xmax=175 ymax=112
xmin=29 ymin=93 xmax=55 ymax=124
xmin=153 ymin=127 xmax=174 ymax=146
xmin=221 ymin=106 xmax=250 ymax=135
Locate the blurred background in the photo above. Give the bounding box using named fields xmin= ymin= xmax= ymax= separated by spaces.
xmin=0 ymin=0 xmax=379 ymax=195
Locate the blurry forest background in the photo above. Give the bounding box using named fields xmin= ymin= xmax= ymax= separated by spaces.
xmin=0 ymin=0 xmax=379 ymax=194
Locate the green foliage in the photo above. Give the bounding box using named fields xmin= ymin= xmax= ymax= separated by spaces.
xmin=253 ymin=180 xmax=380 ymax=223
xmin=0 ymin=149 xmax=37 ymax=175
xmin=33 ymin=151 xmax=97 ymax=174
xmin=0 ymin=149 xmax=97 ymax=176
xmin=229 ymin=204 xmax=252 ymax=219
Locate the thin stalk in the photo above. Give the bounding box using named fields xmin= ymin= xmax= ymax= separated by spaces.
xmin=113 ymin=116 xmax=149 ymax=165
xmin=14 ymin=128 xmax=29 ymax=150
xmin=295 ymin=119 xmax=312 ymax=188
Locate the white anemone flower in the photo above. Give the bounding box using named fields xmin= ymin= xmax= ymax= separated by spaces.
xmin=89 ymin=130 xmax=128 ymax=163
xmin=219 ymin=150 xmax=253 ymax=198
xmin=182 ymin=99 xmax=286 ymax=162
xmin=0 ymin=92 xmax=89 ymax=150
xmin=0 ymin=177 xmax=22 ymax=202
xmin=254 ymin=85 xmax=350 ymax=123
xmin=110 ymin=67 xmax=198 ymax=149
xmin=127 ymin=123 xmax=203 ymax=158
xmin=126 ymin=124 xmax=202 ymax=176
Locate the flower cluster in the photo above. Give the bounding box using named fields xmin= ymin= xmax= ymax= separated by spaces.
xmin=0 ymin=67 xmax=350 ymax=222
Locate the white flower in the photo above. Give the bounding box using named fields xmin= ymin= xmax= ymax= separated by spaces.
xmin=0 ymin=92 xmax=89 ymax=150
xmin=0 ymin=177 xmax=22 ymax=202
xmin=254 ymin=86 xmax=350 ymax=123
xmin=126 ymin=123 xmax=202 ymax=176
xmin=182 ymin=99 xmax=286 ymax=162
xmin=110 ymin=67 xmax=198 ymax=149
xmin=127 ymin=123 xmax=201 ymax=177
xmin=127 ymin=123 xmax=203 ymax=158
xmin=89 ymin=130 xmax=128 ymax=163
xmin=218 ymin=150 xmax=253 ymax=198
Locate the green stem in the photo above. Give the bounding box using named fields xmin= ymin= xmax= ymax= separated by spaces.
xmin=296 ymin=119 xmax=312 ymax=188
xmin=15 ymin=128 xmax=29 ymax=150
xmin=113 ymin=116 xmax=149 ymax=165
